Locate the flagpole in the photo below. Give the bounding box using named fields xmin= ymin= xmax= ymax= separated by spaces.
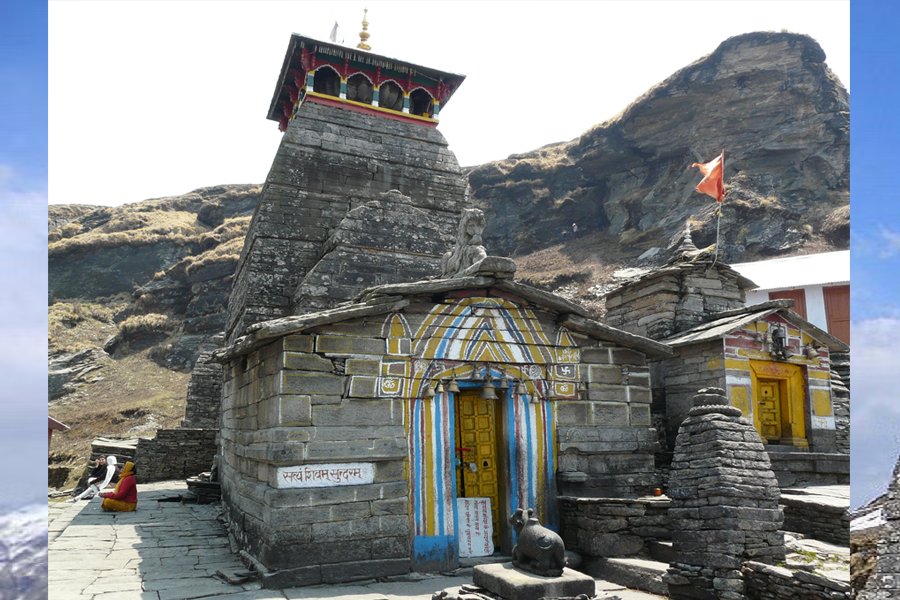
xmin=713 ymin=204 xmax=721 ymax=266
xmin=712 ymin=149 xmax=724 ymax=266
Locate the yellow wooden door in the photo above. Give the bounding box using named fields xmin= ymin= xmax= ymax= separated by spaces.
xmin=456 ymin=391 xmax=501 ymax=545
xmin=758 ymin=380 xmax=782 ymax=443
xmin=750 ymin=361 xmax=808 ymax=449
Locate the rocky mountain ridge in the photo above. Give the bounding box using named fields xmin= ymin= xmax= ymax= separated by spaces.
xmin=471 ymin=31 xmax=848 ymax=262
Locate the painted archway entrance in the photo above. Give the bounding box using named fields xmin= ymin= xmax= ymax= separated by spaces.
xmin=399 ymin=296 xmax=574 ymax=570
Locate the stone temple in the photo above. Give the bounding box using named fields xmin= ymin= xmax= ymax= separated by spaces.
xmin=207 ymin=27 xmax=851 ymax=593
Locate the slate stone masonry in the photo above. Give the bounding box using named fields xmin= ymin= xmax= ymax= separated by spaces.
xmin=664 ymin=387 xmax=785 ymax=600
xmin=226 ymin=101 xmax=468 ymax=343
xmin=742 ymin=561 xmax=851 ymax=600
xmin=218 ymin=334 xmax=411 ymax=588
xmin=558 ymin=496 xmax=671 ymax=558
xmin=605 ymin=261 xmax=750 ymax=341
xmin=136 ymin=428 xmax=218 ymax=482
xmin=181 ymin=349 xmax=224 ymax=429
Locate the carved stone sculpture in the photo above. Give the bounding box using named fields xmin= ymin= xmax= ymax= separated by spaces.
xmin=509 ymin=507 xmax=566 ymax=577
xmin=441 ymin=208 xmax=488 ymax=278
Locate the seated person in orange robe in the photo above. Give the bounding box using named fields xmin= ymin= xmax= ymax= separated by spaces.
xmin=99 ymin=461 xmax=137 ymax=512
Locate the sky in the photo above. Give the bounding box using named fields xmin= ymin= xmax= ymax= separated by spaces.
xmin=849 ymin=1 xmax=900 ymax=508
xmin=47 ymin=0 xmax=849 ymax=207
xmin=0 ymin=0 xmax=48 ymax=507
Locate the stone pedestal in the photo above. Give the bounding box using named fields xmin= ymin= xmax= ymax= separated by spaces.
xmin=473 ymin=563 xmax=594 ymax=600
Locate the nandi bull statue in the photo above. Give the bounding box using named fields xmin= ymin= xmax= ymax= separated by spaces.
xmin=509 ymin=507 xmax=566 ymax=577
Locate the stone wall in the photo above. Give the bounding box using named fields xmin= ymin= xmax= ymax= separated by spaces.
xmin=742 ymin=561 xmax=851 ymax=600
xmin=604 ymin=260 xmax=748 ymax=340
xmin=219 ymin=334 xmax=410 ymax=588
xmin=182 ymin=350 xmax=223 ymax=429
xmin=225 ymin=101 xmax=468 ymax=342
xmin=652 ymin=340 xmax=725 ymax=450
xmin=136 ymin=428 xmax=218 ymax=482
xmin=556 ymin=346 xmax=658 ymax=497
xmin=780 ymin=494 xmax=849 ymax=546
xmin=830 ymin=350 xmax=850 ymax=455
xmin=558 ymin=496 xmax=670 ymax=557
xmin=768 ymin=452 xmax=849 ymax=487
xmin=291 ymin=189 xmax=455 ymax=314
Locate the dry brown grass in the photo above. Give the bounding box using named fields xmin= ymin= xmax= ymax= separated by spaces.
xmin=49 ymin=296 xmax=190 ymax=490
xmin=118 ymin=313 xmax=174 ymax=336
xmin=49 ymin=300 xmax=123 ymax=354
xmin=513 ymin=230 xmax=637 ymax=315
xmin=48 ymin=349 xmax=190 ymax=490
xmin=48 ymin=210 xmax=206 ymax=257
xmin=197 ymin=216 xmax=251 ymax=247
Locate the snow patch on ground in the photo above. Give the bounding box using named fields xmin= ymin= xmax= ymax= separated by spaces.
xmin=0 ymin=504 xmax=48 ymax=600
xmin=851 ymin=507 xmax=885 ymax=533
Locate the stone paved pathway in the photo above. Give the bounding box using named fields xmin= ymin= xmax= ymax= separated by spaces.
xmin=49 ymin=481 xmax=665 ymax=600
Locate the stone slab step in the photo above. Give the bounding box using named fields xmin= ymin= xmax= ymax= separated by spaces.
xmin=583 ymin=557 xmax=668 ymax=596
xmin=647 ymin=540 xmax=674 ymax=563
xmin=473 ymin=563 xmax=595 ymax=600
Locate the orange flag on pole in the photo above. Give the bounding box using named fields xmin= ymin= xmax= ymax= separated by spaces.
xmin=691 ymin=151 xmax=725 ymax=203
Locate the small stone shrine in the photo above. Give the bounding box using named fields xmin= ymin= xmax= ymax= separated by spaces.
xmin=664 ymin=387 xmax=785 ymax=600
xmin=604 ymin=229 xmax=850 ymax=485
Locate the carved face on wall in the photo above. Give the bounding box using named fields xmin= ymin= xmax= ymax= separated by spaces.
xmin=460 ymin=208 xmax=485 ymax=242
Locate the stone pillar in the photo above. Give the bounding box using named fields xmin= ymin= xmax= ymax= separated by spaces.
xmin=663 ymin=387 xmax=785 ymax=600
xmin=830 ymin=351 xmax=850 ymax=455
xmin=859 ymin=457 xmax=900 ymax=599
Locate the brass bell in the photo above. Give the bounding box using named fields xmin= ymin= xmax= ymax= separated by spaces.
xmin=515 ymin=381 xmax=527 ymax=396
xmin=436 ymin=380 xmax=445 ymax=394
xmin=423 ymin=383 xmax=435 ymax=399
xmin=448 ymin=378 xmax=460 ymax=393
xmin=481 ymin=376 xmax=497 ymax=400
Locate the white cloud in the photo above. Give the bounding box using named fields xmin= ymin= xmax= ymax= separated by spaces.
xmin=876 ymin=227 xmax=900 ymax=259
xmin=0 ymin=189 xmax=47 ymax=480
xmin=852 ymin=318 xmax=900 ymax=507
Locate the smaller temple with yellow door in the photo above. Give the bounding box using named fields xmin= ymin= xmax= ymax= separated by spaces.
xmin=604 ymin=228 xmax=849 ymax=485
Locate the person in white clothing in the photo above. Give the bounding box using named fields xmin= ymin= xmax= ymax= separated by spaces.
xmin=69 ymin=456 xmax=118 ymax=502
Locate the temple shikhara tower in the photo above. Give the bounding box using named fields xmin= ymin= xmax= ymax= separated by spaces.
xmin=225 ymin=25 xmax=468 ymax=343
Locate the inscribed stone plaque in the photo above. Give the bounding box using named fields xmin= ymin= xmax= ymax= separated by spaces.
xmin=457 ymin=497 xmax=494 ymax=557
xmin=276 ymin=463 xmax=375 ymax=489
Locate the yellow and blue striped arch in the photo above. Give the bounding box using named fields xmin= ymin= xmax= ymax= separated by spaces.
xmin=403 ymin=297 xmax=560 ymax=569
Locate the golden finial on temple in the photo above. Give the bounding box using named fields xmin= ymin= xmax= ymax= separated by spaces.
xmin=357 ymin=8 xmax=371 ymax=51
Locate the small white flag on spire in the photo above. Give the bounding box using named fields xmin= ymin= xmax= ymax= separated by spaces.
xmin=329 ymin=21 xmax=339 ymax=43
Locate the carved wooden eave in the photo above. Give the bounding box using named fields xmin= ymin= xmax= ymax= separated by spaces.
xmin=559 ymin=314 xmax=674 ymax=359
xmin=267 ymin=33 xmax=466 ymax=124
xmin=662 ymin=300 xmax=849 ymax=353
xmin=213 ymin=298 xmax=410 ymax=362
